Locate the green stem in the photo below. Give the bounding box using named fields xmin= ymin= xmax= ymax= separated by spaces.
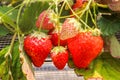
xmin=96 ymin=3 xmax=108 ymax=8
xmin=85 ymin=10 xmax=89 ymax=29
xmin=59 ymin=14 xmax=75 ymax=19
xmin=58 ymin=0 xmax=66 ymax=17
xmin=9 ymin=63 xmax=13 ymax=80
xmin=57 ymin=1 xmax=66 ymax=47
xmin=79 ymin=0 xmax=93 ymax=18
xmin=53 ymin=0 xmax=61 ymax=47
xmin=16 ymin=1 xmax=25 ymax=43
xmin=5 ymin=56 xmax=13 ymax=80
xmin=65 ymin=0 xmax=91 ymax=29
xmin=59 ymin=0 xmax=93 ymax=19
xmin=16 ymin=3 xmax=24 ymax=30
xmin=24 ymin=0 xmax=31 ymax=6
xmin=1 ymin=4 xmax=21 ymax=18
xmin=65 ymin=0 xmax=79 ymax=18
xmin=93 ymin=2 xmax=97 ymax=24
xmin=3 ymin=23 xmax=15 ymax=33
xmin=79 ymin=19 xmax=91 ymax=29
xmin=4 ymin=33 xmax=17 ymax=58
xmin=91 ymin=1 xmax=98 ymax=28
xmin=88 ymin=9 xmax=96 ymax=27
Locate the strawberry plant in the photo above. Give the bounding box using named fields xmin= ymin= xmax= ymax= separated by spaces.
xmin=0 ymin=0 xmax=120 ymax=80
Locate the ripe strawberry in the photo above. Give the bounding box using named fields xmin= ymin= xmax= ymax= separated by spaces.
xmin=67 ymin=32 xmax=103 ymax=68
xmin=24 ymin=32 xmax=52 ymax=67
xmin=72 ymin=0 xmax=83 ymax=10
xmin=50 ymin=46 xmax=69 ymax=70
xmin=60 ymin=18 xmax=82 ymax=40
xmin=49 ymin=29 xmax=67 ymax=46
xmin=36 ymin=10 xmax=56 ymax=30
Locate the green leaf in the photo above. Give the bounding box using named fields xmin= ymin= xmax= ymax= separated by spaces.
xmin=110 ymin=35 xmax=120 ymax=58
xmin=68 ymin=57 xmax=75 ymax=68
xmin=0 ymin=47 xmax=9 ymax=77
xmin=0 ymin=6 xmax=18 ymax=28
xmin=0 ymin=42 xmax=27 ymax=80
xmin=19 ymin=1 xmax=50 ymax=34
xmin=97 ymin=15 xmax=120 ymax=36
xmin=11 ymin=42 xmax=27 ymax=80
xmin=74 ymin=53 xmax=120 ymax=80
xmin=0 ymin=25 xmax=10 ymax=37
xmin=0 ymin=6 xmax=18 ymax=22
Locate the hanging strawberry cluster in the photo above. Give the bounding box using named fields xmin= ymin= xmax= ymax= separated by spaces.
xmin=23 ymin=0 xmax=103 ymax=70
xmin=0 ymin=0 xmax=120 ymax=80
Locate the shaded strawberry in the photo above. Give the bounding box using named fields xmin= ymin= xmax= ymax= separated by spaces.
xmin=36 ymin=10 xmax=57 ymax=30
xmin=67 ymin=31 xmax=103 ymax=68
xmin=60 ymin=18 xmax=82 ymax=40
xmin=50 ymin=46 xmax=68 ymax=70
xmin=49 ymin=28 xmax=67 ymax=46
xmin=72 ymin=0 xmax=83 ymax=10
xmin=24 ymin=32 xmax=52 ymax=67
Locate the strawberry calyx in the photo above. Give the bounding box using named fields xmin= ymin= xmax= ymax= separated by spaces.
xmin=30 ymin=31 xmax=49 ymax=40
xmin=78 ymin=28 xmax=102 ymax=36
xmin=67 ymin=18 xmax=82 ymax=31
xmin=88 ymin=28 xmax=101 ymax=36
xmin=52 ymin=24 xmax=62 ymax=33
xmin=47 ymin=10 xmax=58 ymax=26
xmin=51 ymin=46 xmax=67 ymax=54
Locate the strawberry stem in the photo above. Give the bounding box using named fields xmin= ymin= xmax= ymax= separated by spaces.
xmin=88 ymin=9 xmax=96 ymax=27
xmin=65 ymin=0 xmax=78 ymax=18
xmin=85 ymin=10 xmax=89 ymax=29
xmin=4 ymin=33 xmax=17 ymax=58
xmin=79 ymin=0 xmax=93 ymax=18
xmin=3 ymin=23 xmax=15 ymax=33
xmin=53 ymin=0 xmax=61 ymax=47
xmin=96 ymin=3 xmax=108 ymax=8
xmin=93 ymin=2 xmax=98 ymax=28
xmin=65 ymin=0 xmax=92 ymax=30
xmin=59 ymin=1 xmax=66 ymax=17
xmin=16 ymin=1 xmax=25 ymax=34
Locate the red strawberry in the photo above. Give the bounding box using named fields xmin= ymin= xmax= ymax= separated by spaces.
xmin=50 ymin=46 xmax=69 ymax=70
xmin=67 ymin=32 xmax=103 ymax=68
xmin=36 ymin=10 xmax=56 ymax=30
xmin=72 ymin=0 xmax=83 ymax=10
xmin=24 ymin=32 xmax=52 ymax=67
xmin=49 ymin=29 xmax=67 ymax=46
xmin=60 ymin=18 xmax=82 ymax=40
